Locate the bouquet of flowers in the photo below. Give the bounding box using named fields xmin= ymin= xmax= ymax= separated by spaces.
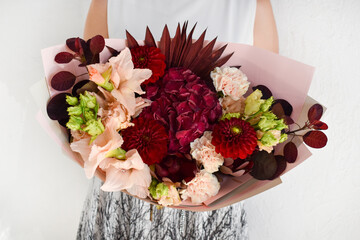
xmin=41 ymin=22 xmax=327 ymax=211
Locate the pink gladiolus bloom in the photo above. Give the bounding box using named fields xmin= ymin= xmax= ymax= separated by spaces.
xmin=70 ymin=121 xmax=124 ymax=179
xmin=108 ymin=48 xmax=152 ymax=116
xmin=99 ymin=149 xmax=152 ymax=198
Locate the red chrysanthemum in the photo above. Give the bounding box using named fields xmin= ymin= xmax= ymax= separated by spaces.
xmin=212 ymin=118 xmax=257 ymax=159
xmin=130 ymin=46 xmax=166 ymax=85
xmin=121 ymin=117 xmax=169 ymax=165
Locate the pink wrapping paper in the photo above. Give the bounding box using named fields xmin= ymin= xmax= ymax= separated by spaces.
xmin=40 ymin=39 xmax=315 ymax=211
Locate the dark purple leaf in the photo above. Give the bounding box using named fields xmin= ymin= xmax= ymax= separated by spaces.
xmin=284 ymin=142 xmax=298 ymax=163
xmin=144 ymin=26 xmax=157 ymax=47
xmin=252 ymin=85 xmax=273 ymax=99
xmin=284 ymin=116 xmax=294 ymax=125
xmin=250 ymin=151 xmax=277 ymax=180
xmin=54 ymin=52 xmax=74 ymax=64
xmin=106 ymin=45 xmax=120 ymax=57
xmin=308 ymin=104 xmax=323 ymax=122
xmin=126 ymin=30 xmax=139 ymax=48
xmin=273 ymin=99 xmax=293 ymax=116
xmin=271 ymin=102 xmax=285 ymax=119
xmin=303 ymin=131 xmax=328 ymax=148
xmin=72 ymin=80 xmax=98 ymax=96
xmin=311 ymin=120 xmax=328 ymax=130
xmin=269 ymin=155 xmax=287 ymax=180
xmin=89 ymin=35 xmax=105 ymax=55
xmin=66 ymin=37 xmax=85 ymax=53
xmin=58 ymin=117 xmax=69 ymax=127
xmin=51 ymin=71 xmax=76 ymax=91
xmin=46 ymin=93 xmax=70 ymax=120
xmin=230 ymin=65 xmax=241 ymax=69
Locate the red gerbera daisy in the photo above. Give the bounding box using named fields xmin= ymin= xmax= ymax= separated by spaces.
xmin=130 ymin=46 xmax=166 ymax=85
xmin=212 ymin=118 xmax=257 ymax=159
xmin=121 ymin=117 xmax=169 ymax=165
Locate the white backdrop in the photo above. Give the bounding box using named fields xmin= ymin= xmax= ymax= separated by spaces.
xmin=0 ymin=1 xmax=359 ymax=239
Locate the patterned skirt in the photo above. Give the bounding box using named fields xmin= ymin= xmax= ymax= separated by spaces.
xmin=77 ymin=178 xmax=248 ymax=240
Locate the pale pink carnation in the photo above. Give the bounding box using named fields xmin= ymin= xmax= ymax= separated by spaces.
xmin=99 ymin=149 xmax=152 ymax=198
xmin=211 ymin=67 xmax=249 ymax=101
xmin=190 ymin=131 xmax=224 ymax=173
xmin=181 ymin=170 xmax=220 ymax=204
xmin=158 ymin=183 xmax=182 ymax=207
xmin=220 ymin=95 xmax=246 ymax=114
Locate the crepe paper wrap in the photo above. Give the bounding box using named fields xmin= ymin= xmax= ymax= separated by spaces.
xmin=39 ymin=37 xmax=316 ymax=211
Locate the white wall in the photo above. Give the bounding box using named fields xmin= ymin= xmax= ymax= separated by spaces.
xmin=0 ymin=1 xmax=90 ymax=239
xmin=0 ymin=1 xmax=359 ymax=239
xmin=245 ymin=1 xmax=360 ymax=240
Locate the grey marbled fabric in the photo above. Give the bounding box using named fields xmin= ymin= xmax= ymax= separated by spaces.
xmin=77 ymin=178 xmax=248 ymax=240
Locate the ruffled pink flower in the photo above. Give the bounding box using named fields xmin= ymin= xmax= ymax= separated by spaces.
xmin=180 ymin=170 xmax=220 ymax=204
xmin=96 ymin=87 xmax=149 ymax=131
xmin=211 ymin=67 xmax=250 ymax=101
xmin=99 ymin=149 xmax=152 ymax=198
xmin=109 ymin=48 xmax=152 ymax=116
xmin=190 ymin=131 xmax=224 ymax=173
xmin=70 ymin=121 xmax=124 ymax=179
xmin=158 ymin=182 xmax=182 ymax=207
xmin=220 ymin=96 xmax=246 ymax=114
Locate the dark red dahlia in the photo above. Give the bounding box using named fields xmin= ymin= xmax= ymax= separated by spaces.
xmin=121 ymin=117 xmax=168 ymax=165
xmin=141 ymin=67 xmax=222 ymax=154
xmin=212 ymin=118 xmax=257 ymax=159
xmin=130 ymin=46 xmax=166 ymax=85
xmin=155 ymin=154 xmax=197 ymax=183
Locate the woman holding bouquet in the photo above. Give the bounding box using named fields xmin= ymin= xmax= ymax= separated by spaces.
xmin=78 ymin=0 xmax=278 ymax=239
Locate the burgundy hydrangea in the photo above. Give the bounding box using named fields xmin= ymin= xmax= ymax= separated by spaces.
xmin=155 ymin=154 xmax=197 ymax=183
xmin=141 ymin=67 xmax=222 ymax=154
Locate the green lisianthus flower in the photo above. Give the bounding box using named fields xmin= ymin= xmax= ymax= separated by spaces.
xmin=66 ymin=95 xmax=78 ymax=106
xmin=221 ymin=112 xmax=242 ymax=121
xmin=83 ymin=119 xmax=105 ymax=143
xmin=279 ymin=133 xmax=288 ymax=143
xmin=260 ymin=131 xmax=279 ymax=146
xmin=80 ymin=91 xmax=97 ymax=109
xmin=149 ymin=179 xmax=169 ymax=200
xmin=66 ymin=115 xmax=84 ymax=131
xmin=274 ymin=119 xmax=288 ymax=131
xmin=244 ymin=89 xmax=265 ymax=116
xmin=67 ymin=105 xmax=82 ymax=116
xmin=260 ymin=96 xmax=274 ymax=112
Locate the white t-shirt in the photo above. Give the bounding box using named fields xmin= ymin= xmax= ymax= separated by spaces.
xmin=108 ymin=0 xmax=257 ymax=44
